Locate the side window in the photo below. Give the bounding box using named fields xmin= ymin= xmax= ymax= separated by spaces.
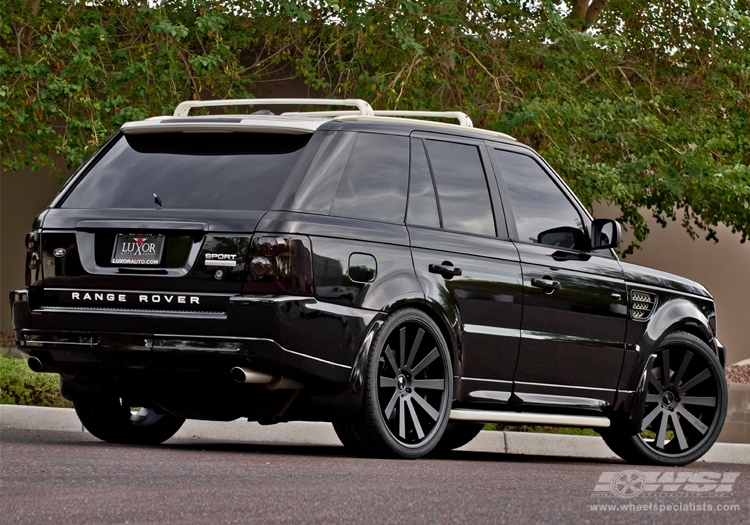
xmin=495 ymin=150 xmax=584 ymax=249
xmin=330 ymin=133 xmax=409 ymax=223
xmin=406 ymin=139 xmax=440 ymax=228
xmin=424 ymin=140 xmax=495 ymax=237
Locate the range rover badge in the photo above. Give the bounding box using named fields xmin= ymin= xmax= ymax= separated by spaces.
xmin=53 ymin=248 xmax=66 ymax=258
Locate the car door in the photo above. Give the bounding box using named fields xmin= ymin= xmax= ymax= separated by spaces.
xmin=489 ymin=145 xmax=628 ymax=409
xmin=407 ymin=134 xmax=523 ymax=404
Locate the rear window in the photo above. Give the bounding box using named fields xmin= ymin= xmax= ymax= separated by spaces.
xmin=61 ymin=132 xmax=310 ymax=210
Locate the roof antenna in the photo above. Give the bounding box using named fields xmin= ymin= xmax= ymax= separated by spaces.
xmin=154 ymin=193 xmax=162 ymax=207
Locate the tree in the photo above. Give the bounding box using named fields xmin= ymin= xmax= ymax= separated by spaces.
xmin=1 ymin=0 xmax=749 ymax=254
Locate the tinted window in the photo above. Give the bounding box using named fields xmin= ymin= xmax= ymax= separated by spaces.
xmin=406 ymin=139 xmax=440 ymax=228
xmin=62 ymin=133 xmax=309 ymax=210
xmin=424 ymin=140 xmax=495 ymax=236
xmin=495 ymin=150 xmax=584 ymax=248
xmin=330 ymin=133 xmax=409 ymax=223
xmin=290 ymin=131 xmax=357 ymax=214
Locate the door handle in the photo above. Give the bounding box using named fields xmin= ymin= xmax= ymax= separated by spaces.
xmin=531 ymin=277 xmax=561 ymax=293
xmin=429 ymin=261 xmax=463 ymax=280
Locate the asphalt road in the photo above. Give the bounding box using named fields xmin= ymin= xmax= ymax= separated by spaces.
xmin=1 ymin=428 xmax=748 ymax=524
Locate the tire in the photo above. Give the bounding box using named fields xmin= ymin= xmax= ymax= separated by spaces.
xmin=74 ymin=398 xmax=185 ymax=445
xmin=333 ymin=308 xmax=453 ymax=458
xmin=431 ymin=421 xmax=484 ymax=454
xmin=601 ymin=331 xmax=727 ymax=466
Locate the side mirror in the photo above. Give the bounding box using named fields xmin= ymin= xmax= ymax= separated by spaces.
xmin=537 ymin=226 xmax=586 ymax=250
xmin=590 ymin=219 xmax=621 ymax=250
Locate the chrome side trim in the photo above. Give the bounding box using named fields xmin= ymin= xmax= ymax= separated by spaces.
xmin=463 ymin=325 xmax=520 ymax=338
xmin=514 ymin=381 xmax=617 ymax=393
xmin=461 ymin=377 xmax=512 ymax=384
xmin=514 ymin=392 xmax=606 ymax=409
xmin=449 ymin=409 xmax=610 ymax=428
xmin=521 ymin=330 xmax=621 ymax=348
xmin=468 ymin=390 xmax=512 ymax=402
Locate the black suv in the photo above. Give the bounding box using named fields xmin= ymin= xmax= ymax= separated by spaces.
xmin=11 ymin=98 xmax=727 ymax=465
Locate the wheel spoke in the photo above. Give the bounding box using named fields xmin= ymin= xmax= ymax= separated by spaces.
xmin=399 ymin=327 xmax=406 ymax=368
xmin=412 ymin=347 xmax=439 ymax=376
xmin=676 ymin=406 xmax=709 ymax=435
xmin=411 ymin=391 xmax=439 ymax=421
xmin=672 ymin=351 xmax=693 ymax=387
xmin=648 ymin=370 xmax=663 ymax=392
xmin=405 ymin=396 xmax=424 ymax=439
xmin=681 ymin=396 xmax=717 ymax=407
xmin=384 ymin=389 xmax=399 ymax=419
xmin=398 ymin=396 xmax=406 ymax=438
xmin=671 ymin=412 xmax=689 ymax=450
xmin=413 ymin=379 xmax=445 ymax=390
xmin=379 ymin=377 xmax=397 ymax=388
xmin=655 ymin=410 xmax=668 ymax=449
xmin=406 ymin=328 xmax=424 ymax=370
xmin=384 ymin=345 xmax=399 ymax=375
xmin=641 ymin=405 xmax=662 ymax=431
xmin=645 ymin=394 xmax=661 ymax=403
xmin=678 ymin=369 xmax=711 ymax=395
xmin=661 ymin=349 xmax=671 ymax=387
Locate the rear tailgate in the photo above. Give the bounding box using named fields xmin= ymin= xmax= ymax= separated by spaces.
xmin=24 ymin=130 xmax=313 ymax=336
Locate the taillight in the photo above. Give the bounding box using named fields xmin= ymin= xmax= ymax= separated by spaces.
xmin=242 ymin=235 xmax=313 ymax=296
xmin=25 ymin=231 xmax=41 ymax=286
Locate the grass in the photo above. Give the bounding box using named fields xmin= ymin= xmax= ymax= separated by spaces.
xmin=483 ymin=423 xmax=599 ymax=436
xmin=0 ymin=353 xmax=72 ymax=408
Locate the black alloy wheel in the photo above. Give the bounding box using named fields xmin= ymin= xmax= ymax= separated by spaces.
xmin=74 ymin=398 xmax=186 ymax=445
xmin=333 ymin=308 xmax=453 ymax=458
xmin=601 ymin=331 xmax=727 ymax=466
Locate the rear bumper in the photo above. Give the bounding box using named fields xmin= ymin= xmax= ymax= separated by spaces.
xmin=11 ymin=289 xmax=383 ymax=385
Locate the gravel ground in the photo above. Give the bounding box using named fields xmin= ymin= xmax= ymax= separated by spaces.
xmin=725 ymin=364 xmax=750 ymax=385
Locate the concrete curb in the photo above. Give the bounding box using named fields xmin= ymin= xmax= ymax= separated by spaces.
xmin=2 ymin=404 xmax=749 ymax=464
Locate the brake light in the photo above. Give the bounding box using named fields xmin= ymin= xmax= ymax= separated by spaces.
xmin=25 ymin=231 xmax=41 ymax=286
xmin=242 ymin=235 xmax=313 ymax=296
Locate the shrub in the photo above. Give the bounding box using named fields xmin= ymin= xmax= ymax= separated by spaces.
xmin=0 ymin=355 xmax=72 ymax=408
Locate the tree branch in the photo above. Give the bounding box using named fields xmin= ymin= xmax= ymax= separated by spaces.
xmin=585 ymin=0 xmax=608 ymax=27
xmin=568 ymin=0 xmax=589 ymax=20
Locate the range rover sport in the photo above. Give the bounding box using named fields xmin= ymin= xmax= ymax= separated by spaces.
xmin=11 ymin=98 xmax=728 ymax=465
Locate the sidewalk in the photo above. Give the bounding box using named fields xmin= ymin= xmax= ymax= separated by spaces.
xmin=2 ymin=404 xmax=749 ymax=464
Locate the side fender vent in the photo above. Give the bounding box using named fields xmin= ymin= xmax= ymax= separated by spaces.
xmin=631 ymin=291 xmax=657 ymax=320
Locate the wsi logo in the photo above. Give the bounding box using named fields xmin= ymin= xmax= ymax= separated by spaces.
xmin=594 ymin=470 xmax=740 ymax=498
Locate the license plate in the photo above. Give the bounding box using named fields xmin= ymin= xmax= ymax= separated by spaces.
xmin=111 ymin=233 xmax=165 ymax=266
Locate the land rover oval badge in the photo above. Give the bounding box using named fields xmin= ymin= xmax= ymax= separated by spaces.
xmin=53 ymin=248 xmax=66 ymax=258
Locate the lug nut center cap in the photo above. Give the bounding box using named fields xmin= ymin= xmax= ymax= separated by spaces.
xmin=662 ymin=391 xmax=676 ymax=406
xmin=397 ymin=375 xmax=406 ymax=391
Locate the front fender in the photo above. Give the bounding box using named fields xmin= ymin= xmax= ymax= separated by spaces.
xmin=640 ymin=298 xmax=714 ymax=357
xmin=614 ymin=297 xmax=716 ymax=430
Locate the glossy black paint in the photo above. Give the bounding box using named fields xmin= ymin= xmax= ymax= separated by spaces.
xmin=409 ymin=226 xmax=523 ymax=400
xmin=512 ymin=242 xmax=628 ymax=407
xmin=10 ymin=118 xmax=723 ymax=428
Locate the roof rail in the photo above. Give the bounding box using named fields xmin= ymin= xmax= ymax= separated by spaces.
xmin=173 ymin=98 xmax=374 ymax=118
xmin=281 ymin=109 xmax=473 ymax=127
xmin=374 ymin=111 xmax=473 ymax=128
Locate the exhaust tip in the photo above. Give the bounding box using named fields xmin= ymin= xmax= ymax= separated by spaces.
xmin=27 ymin=357 xmax=43 ymax=373
xmin=230 ymin=367 xmax=247 ymax=383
